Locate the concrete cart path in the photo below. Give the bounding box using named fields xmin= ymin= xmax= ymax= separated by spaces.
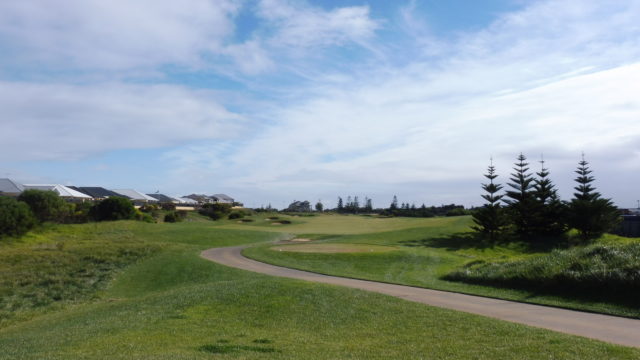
xmin=201 ymin=245 xmax=640 ymax=348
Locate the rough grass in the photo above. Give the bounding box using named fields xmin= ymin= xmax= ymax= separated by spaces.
xmin=0 ymin=219 xmax=285 ymax=328
xmin=445 ymin=242 xmax=640 ymax=307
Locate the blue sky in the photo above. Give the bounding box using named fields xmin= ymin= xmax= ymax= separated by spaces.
xmin=1 ymin=0 xmax=640 ymax=209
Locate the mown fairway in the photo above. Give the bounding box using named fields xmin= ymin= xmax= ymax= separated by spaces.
xmin=1 ymin=214 xmax=639 ymax=359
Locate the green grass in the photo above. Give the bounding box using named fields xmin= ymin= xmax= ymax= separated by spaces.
xmin=1 ymin=215 xmax=640 ymax=358
xmin=244 ymin=215 xmax=640 ymax=318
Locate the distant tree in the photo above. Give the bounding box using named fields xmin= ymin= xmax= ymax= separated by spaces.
xmin=353 ymin=196 xmax=360 ymax=213
xmin=503 ymin=154 xmax=537 ymax=238
xmin=390 ymin=195 xmax=398 ymax=210
xmin=284 ymin=200 xmax=312 ymax=212
xmin=199 ymin=203 xmax=233 ymax=220
xmin=315 ymin=201 xmax=324 ymax=212
xmin=567 ymin=155 xmax=620 ymax=240
xmin=364 ymin=198 xmax=373 ymax=212
xmin=472 ymin=159 xmax=506 ymax=240
xmin=532 ymin=157 xmax=567 ymax=237
xmin=0 ymin=197 xmax=36 ymax=238
xmin=90 ymin=197 xmax=136 ymax=221
xmin=17 ymin=189 xmax=69 ymax=223
xmin=337 ymin=197 xmax=344 ymax=212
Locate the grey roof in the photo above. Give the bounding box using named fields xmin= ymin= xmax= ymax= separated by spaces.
xmin=212 ymin=194 xmax=234 ymax=201
xmin=69 ymin=186 xmax=122 ymax=198
xmin=23 ymin=184 xmax=93 ymax=199
xmin=112 ymin=189 xmax=158 ymax=202
xmin=146 ymin=193 xmax=178 ymax=202
xmin=0 ymin=178 xmax=24 ymax=194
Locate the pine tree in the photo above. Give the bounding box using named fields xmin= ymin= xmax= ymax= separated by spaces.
xmin=472 ymin=158 xmax=506 ymax=240
xmin=390 ymin=195 xmax=398 ymax=210
xmin=567 ymin=155 xmax=619 ymax=240
xmin=503 ymin=153 xmax=537 ymax=238
xmin=531 ymin=157 xmax=566 ymax=237
xmin=315 ymin=201 xmax=323 ymax=212
xmin=337 ymin=197 xmax=344 ymax=212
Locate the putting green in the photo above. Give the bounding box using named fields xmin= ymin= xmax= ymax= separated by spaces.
xmin=270 ymin=243 xmax=396 ymax=253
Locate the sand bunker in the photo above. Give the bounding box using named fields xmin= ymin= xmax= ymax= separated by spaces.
xmin=290 ymin=238 xmax=312 ymax=242
xmin=270 ymin=243 xmax=396 ymax=254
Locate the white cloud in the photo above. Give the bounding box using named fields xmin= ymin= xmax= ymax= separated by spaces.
xmin=0 ymin=82 xmax=244 ymax=161
xmin=162 ymin=0 xmax=640 ymax=207
xmin=0 ymin=0 xmax=240 ymax=70
xmin=256 ymin=0 xmax=379 ymax=48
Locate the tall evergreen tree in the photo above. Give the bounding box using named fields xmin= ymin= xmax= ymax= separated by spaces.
xmin=531 ymin=157 xmax=567 ymax=236
xmin=503 ymin=153 xmax=537 ymax=238
xmin=567 ymin=155 xmax=619 ymax=240
xmin=472 ymin=158 xmax=506 ymax=240
xmin=390 ymin=195 xmax=398 ymax=210
xmin=337 ymin=197 xmax=344 ymax=212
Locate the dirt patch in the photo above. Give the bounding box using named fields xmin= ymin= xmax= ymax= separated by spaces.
xmin=290 ymin=238 xmax=311 ymax=242
xmin=270 ymin=243 xmax=396 ymax=254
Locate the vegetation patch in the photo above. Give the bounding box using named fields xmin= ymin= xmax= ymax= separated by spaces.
xmin=0 ymin=233 xmax=160 ymax=327
xmin=270 ymin=243 xmax=396 ymax=254
xmin=445 ymin=243 xmax=640 ymax=306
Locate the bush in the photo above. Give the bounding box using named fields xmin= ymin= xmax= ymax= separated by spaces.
xmin=0 ymin=197 xmax=36 ymax=238
xmin=198 ymin=203 xmax=232 ymax=221
xmin=228 ymin=211 xmax=245 ymax=220
xmin=136 ymin=210 xmax=156 ymax=223
xmin=160 ymin=203 xmax=176 ymax=211
xmin=90 ymin=197 xmax=136 ymax=221
xmin=66 ymin=202 xmax=93 ymax=224
xmin=164 ymin=210 xmax=188 ymax=223
xmin=17 ymin=189 xmax=69 ymax=223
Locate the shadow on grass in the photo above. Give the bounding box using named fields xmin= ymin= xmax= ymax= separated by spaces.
xmin=400 ymin=232 xmax=571 ymax=253
xmin=199 ymin=340 xmax=277 ymax=354
xmin=399 ymin=232 xmax=498 ymax=251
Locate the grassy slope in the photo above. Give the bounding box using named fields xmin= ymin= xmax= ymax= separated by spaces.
xmin=1 ymin=215 xmax=639 ymax=358
xmin=242 ymin=214 xmax=640 ymax=318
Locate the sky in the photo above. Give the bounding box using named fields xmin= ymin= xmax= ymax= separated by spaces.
xmin=1 ymin=0 xmax=640 ymax=209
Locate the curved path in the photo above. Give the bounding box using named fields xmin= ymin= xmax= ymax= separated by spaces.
xmin=201 ymin=245 xmax=640 ymax=348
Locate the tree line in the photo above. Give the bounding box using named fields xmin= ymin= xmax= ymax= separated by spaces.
xmin=472 ymin=154 xmax=619 ymax=242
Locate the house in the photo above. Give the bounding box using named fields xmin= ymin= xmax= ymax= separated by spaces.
xmin=68 ymin=186 xmax=123 ymax=200
xmin=111 ymin=189 xmax=158 ymax=205
xmin=183 ymin=194 xmax=214 ymax=205
xmin=22 ymin=184 xmax=93 ymax=202
xmin=176 ymin=197 xmax=198 ymax=205
xmin=146 ymin=193 xmax=180 ymax=203
xmin=0 ymin=178 xmax=24 ymax=197
xmin=211 ymin=194 xmax=234 ymax=204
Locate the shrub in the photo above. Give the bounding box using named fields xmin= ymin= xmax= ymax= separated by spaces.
xmin=198 ymin=203 xmax=232 ymax=221
xmin=164 ymin=210 xmax=188 ymax=223
xmin=228 ymin=211 xmax=245 ymax=220
xmin=139 ymin=204 xmax=159 ymax=213
xmin=136 ymin=210 xmax=156 ymax=223
xmin=0 ymin=197 xmax=36 ymax=238
xmin=66 ymin=202 xmax=93 ymax=224
xmin=90 ymin=197 xmax=136 ymax=221
xmin=17 ymin=189 xmax=69 ymax=223
xmin=160 ymin=203 xmax=176 ymax=211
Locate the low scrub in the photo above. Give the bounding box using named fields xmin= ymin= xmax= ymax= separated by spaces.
xmin=0 ymin=234 xmax=160 ymax=327
xmin=445 ymin=243 xmax=640 ymax=305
